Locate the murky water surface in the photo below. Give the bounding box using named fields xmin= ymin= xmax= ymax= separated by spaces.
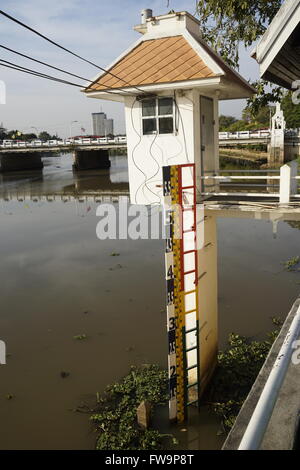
xmin=0 ymin=154 xmax=299 ymax=449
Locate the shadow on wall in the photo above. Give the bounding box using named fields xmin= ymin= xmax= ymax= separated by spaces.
xmin=294 ymin=416 xmax=300 ymax=450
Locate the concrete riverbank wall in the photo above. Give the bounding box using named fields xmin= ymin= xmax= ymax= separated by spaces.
xmin=223 ymin=295 xmax=300 ymax=450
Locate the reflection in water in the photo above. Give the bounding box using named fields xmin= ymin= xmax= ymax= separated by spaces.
xmin=0 ymin=153 xmax=299 ymax=449
xmin=287 ymin=220 xmax=300 ymax=231
xmin=0 ymin=153 xmax=129 ymax=201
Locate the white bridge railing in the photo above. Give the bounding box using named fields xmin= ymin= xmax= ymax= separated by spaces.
xmin=202 ymin=161 xmax=299 ymax=203
xmin=219 ymin=129 xmax=300 ymax=140
xmin=2 ymin=128 xmax=300 ymax=149
xmin=0 ymin=136 xmax=127 ymax=149
xmin=219 ymin=130 xmax=271 ymax=140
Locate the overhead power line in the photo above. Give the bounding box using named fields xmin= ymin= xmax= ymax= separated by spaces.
xmin=0 ymin=44 xmax=95 ymax=83
xmin=0 ymin=9 xmax=146 ymax=94
xmin=0 ymin=44 xmax=134 ymax=95
xmin=0 ymin=60 xmax=84 ymax=87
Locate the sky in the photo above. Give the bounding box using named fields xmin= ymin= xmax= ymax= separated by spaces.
xmin=0 ymin=0 xmax=261 ymax=138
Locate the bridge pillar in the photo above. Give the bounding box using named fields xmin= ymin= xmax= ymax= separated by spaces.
xmin=269 ymin=103 xmax=285 ymax=166
xmin=73 ymin=149 xmax=111 ymax=171
xmin=0 ymin=153 xmax=43 ymax=173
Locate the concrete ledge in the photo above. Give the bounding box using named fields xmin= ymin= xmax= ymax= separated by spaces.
xmin=223 ymin=295 xmax=300 ymax=450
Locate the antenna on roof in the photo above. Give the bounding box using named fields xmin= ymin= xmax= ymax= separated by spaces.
xmin=141 ymin=9 xmax=153 ymax=24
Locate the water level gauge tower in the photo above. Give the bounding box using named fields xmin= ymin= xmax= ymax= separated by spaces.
xmin=83 ymin=9 xmax=255 ymax=422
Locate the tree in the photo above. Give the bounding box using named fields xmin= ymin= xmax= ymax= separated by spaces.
xmin=23 ymin=133 xmax=37 ymax=141
xmin=219 ymin=115 xmax=237 ymax=131
xmin=195 ymin=1 xmax=284 ymax=114
xmin=219 ymin=104 xmax=275 ymax=131
xmin=0 ymin=125 xmax=7 ymax=140
xmin=7 ymin=130 xmax=22 ymax=140
xmin=38 ymin=131 xmax=52 ymax=141
xmin=242 ymin=105 xmax=274 ymax=128
xmin=281 ymin=92 xmax=300 ymax=129
xmin=196 ymin=0 xmax=283 ymax=68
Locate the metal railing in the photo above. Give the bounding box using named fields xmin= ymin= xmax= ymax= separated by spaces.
xmin=219 ymin=129 xmax=300 ymax=140
xmin=201 ymin=161 xmax=299 ymax=203
xmin=238 ymin=304 xmax=300 ymax=450
xmin=219 ymin=130 xmax=271 ymax=140
xmin=0 ymin=136 xmax=127 ymax=149
xmin=2 ymin=128 xmax=300 ymax=149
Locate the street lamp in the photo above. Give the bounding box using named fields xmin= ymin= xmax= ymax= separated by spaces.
xmin=69 ymin=120 xmax=78 ymax=138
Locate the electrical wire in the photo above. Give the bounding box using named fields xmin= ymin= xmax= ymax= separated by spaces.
xmin=130 ymin=98 xmax=148 ymax=204
xmin=173 ymin=92 xmax=191 ymax=165
xmin=0 ymin=44 xmax=135 ymax=96
xmin=130 ymin=98 xmax=162 ymax=205
xmin=0 ymin=44 xmax=94 ymax=83
xmin=0 ymin=61 xmax=84 ymax=87
xmin=142 ymin=131 xmax=161 ymax=204
xmin=0 ymin=9 xmax=147 ymax=95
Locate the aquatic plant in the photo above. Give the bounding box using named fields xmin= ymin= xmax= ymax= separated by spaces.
xmin=86 ymin=323 xmax=283 ymax=446
xmin=89 ymin=364 xmax=176 ymax=450
xmin=283 ymin=256 xmax=300 ymax=271
xmin=73 ymin=334 xmax=87 ymax=340
xmin=206 ymin=319 xmax=283 ymax=431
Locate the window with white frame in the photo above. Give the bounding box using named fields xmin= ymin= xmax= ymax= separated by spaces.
xmin=142 ymin=97 xmax=174 ymax=135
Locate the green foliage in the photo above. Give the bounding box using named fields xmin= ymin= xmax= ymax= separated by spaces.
xmin=196 ymin=1 xmax=283 ymax=68
xmin=220 ymin=104 xmax=275 ymax=132
xmin=283 ymin=256 xmax=300 ymax=271
xmin=73 ymin=334 xmax=87 ymax=340
xmin=246 ymin=80 xmax=283 ymax=117
xmin=0 ymin=128 xmax=60 ymax=141
xmin=242 ymin=104 xmax=275 ymax=128
xmin=90 ymin=365 xmax=174 ymax=450
xmin=195 ymin=1 xmax=284 ymax=114
xmin=207 ymin=322 xmax=282 ymax=431
xmin=219 ymin=115 xmax=237 ymax=131
xmin=281 ymin=92 xmax=300 ymax=128
xmin=38 ymin=131 xmax=52 ymax=142
xmin=22 ymin=133 xmax=38 ymax=141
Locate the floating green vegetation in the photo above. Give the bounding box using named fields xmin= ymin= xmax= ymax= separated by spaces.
xmin=206 ymin=319 xmax=282 ymax=431
xmin=89 ymin=365 xmax=176 ymax=450
xmin=283 ymin=256 xmax=300 ymax=271
xmin=60 ymin=371 xmax=70 ymax=379
xmin=73 ymin=334 xmax=87 ymax=341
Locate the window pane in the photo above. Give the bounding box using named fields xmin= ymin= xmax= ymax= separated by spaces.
xmin=143 ymin=118 xmax=157 ymax=134
xmin=159 ymin=117 xmax=173 ymax=134
xmin=158 ymin=97 xmax=173 ymax=116
xmin=142 ymin=99 xmax=156 ymax=117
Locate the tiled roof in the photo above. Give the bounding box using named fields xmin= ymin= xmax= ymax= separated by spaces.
xmin=85 ymin=36 xmax=216 ymax=92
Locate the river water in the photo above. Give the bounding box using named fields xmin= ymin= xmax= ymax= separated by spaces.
xmin=0 ymin=154 xmax=299 ymax=449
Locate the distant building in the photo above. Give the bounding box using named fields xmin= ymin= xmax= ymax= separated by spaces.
xmin=104 ymin=118 xmax=114 ymax=136
xmin=92 ymin=112 xmax=114 ymax=136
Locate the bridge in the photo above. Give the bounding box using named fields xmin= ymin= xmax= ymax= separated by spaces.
xmin=0 ymin=136 xmax=127 ymax=153
xmin=1 ymin=129 xmax=299 ymax=152
xmin=0 ymin=129 xmax=300 ymax=152
xmin=219 ymin=129 xmax=300 ymax=146
xmin=1 ymin=129 xmax=299 ymax=172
